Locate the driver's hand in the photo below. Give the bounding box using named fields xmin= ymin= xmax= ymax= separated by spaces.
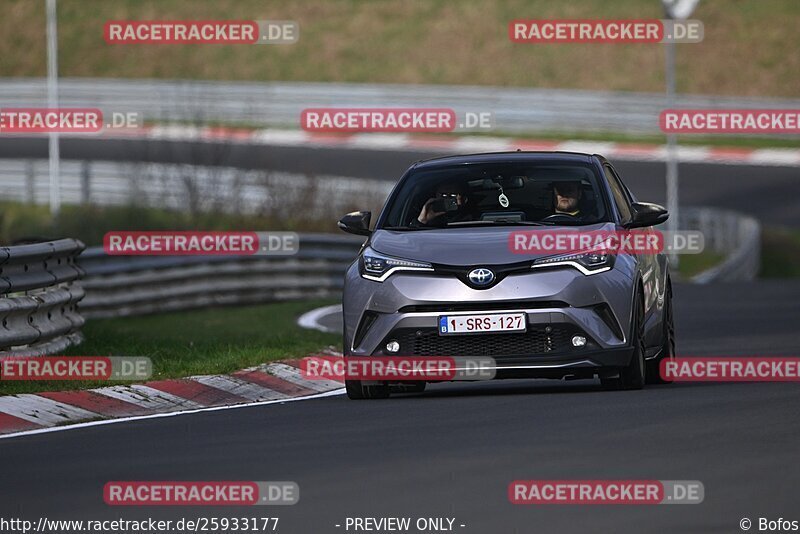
xmin=418 ymin=198 xmax=445 ymax=224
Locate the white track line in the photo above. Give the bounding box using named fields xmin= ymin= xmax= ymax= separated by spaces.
xmin=348 ymin=133 xmax=410 ymax=149
xmin=147 ymin=125 xmax=202 ymax=139
xmin=249 ymin=129 xmax=310 ymax=146
xmin=0 ymin=388 xmax=346 ymax=441
xmin=673 ymin=146 xmax=712 ymax=162
xmin=297 ymin=303 xmax=343 ymax=333
xmin=749 ymin=149 xmax=800 ymax=166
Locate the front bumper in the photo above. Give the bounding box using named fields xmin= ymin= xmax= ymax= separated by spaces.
xmin=343 ymin=345 xmax=634 ymax=383
xmin=343 ymin=260 xmax=639 ymax=378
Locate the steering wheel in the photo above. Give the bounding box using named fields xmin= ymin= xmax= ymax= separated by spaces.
xmin=541 ymin=213 xmax=580 ymax=223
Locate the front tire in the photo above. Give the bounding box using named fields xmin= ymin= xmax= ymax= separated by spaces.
xmin=646 ymin=280 xmax=675 ymax=384
xmin=601 ymin=294 xmax=646 ymax=391
xmin=391 ymin=382 xmax=427 ymax=394
xmin=345 ymin=380 xmax=390 ymax=400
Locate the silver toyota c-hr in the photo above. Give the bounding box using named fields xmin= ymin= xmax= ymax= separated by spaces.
xmin=338 ymin=152 xmax=675 ymax=399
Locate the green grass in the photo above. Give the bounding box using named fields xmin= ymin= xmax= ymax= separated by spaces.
xmin=676 ymin=226 xmax=800 ymax=280
xmin=761 ymin=226 xmax=800 ymax=278
xmin=0 ymin=300 xmax=341 ymax=395
xmin=673 ymin=251 xmax=726 ymax=279
xmin=2 ymin=0 xmax=799 ymax=98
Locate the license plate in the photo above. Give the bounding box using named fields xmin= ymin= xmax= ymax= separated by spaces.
xmin=438 ymin=313 xmax=526 ymax=335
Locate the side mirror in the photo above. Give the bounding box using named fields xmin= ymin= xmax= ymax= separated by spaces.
xmin=626 ymin=202 xmax=669 ymax=229
xmin=338 ymin=211 xmax=372 ymax=236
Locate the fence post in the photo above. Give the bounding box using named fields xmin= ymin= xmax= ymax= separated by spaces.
xmin=81 ymin=161 xmax=91 ymax=205
xmin=25 ymin=160 xmax=36 ymax=204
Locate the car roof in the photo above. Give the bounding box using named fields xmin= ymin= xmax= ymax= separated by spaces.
xmin=411 ymin=151 xmax=601 ymax=170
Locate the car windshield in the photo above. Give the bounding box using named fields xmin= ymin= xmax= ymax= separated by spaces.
xmin=380 ymin=162 xmax=611 ymax=229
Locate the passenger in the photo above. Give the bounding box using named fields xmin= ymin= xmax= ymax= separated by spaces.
xmin=411 ymin=182 xmax=474 ymax=227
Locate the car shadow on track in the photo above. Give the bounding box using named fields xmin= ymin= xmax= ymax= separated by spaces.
xmin=388 ymin=379 xmax=742 ymax=399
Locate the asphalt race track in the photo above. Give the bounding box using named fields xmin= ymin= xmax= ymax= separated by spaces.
xmin=1 ymin=141 xmax=799 ymax=533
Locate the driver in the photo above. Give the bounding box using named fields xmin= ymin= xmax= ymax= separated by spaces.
xmin=553 ymin=180 xmax=584 ymax=217
xmin=411 ymin=182 xmax=473 ymax=227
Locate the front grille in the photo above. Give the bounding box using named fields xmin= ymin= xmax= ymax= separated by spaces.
xmin=398 ymin=301 xmax=569 ymax=314
xmin=386 ymin=325 xmax=584 ymax=357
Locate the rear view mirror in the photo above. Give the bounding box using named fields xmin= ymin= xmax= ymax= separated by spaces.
xmin=474 ymin=175 xmax=526 ymax=190
xmin=338 ymin=211 xmax=372 ymax=236
xmin=507 ymin=176 xmax=526 ymax=189
xmin=627 ymin=202 xmax=669 ymax=228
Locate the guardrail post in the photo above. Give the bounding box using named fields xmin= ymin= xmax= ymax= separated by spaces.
xmin=25 ymin=160 xmax=36 ymax=204
xmin=81 ymin=161 xmax=91 ymax=205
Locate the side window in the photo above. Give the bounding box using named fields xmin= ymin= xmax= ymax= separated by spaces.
xmin=603 ymin=165 xmax=632 ymax=224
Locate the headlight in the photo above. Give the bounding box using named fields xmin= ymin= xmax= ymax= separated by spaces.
xmin=360 ymin=247 xmax=433 ymax=282
xmin=531 ymin=250 xmax=614 ymax=276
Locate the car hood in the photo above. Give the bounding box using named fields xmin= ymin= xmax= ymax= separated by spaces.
xmin=370 ymin=223 xmax=616 ymax=266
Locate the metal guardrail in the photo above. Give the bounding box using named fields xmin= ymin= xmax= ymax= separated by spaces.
xmin=76 ymin=212 xmax=759 ymax=320
xmin=0 ymin=158 xmax=393 ymax=217
xmin=686 ymin=208 xmax=761 ymax=283
xmin=77 ymin=234 xmax=364 ymax=318
xmin=0 ymin=239 xmax=86 ymax=357
xmin=2 ymin=78 xmax=800 ymax=135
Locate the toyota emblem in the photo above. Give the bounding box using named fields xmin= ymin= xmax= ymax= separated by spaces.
xmin=468 ymin=268 xmax=495 ymax=286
